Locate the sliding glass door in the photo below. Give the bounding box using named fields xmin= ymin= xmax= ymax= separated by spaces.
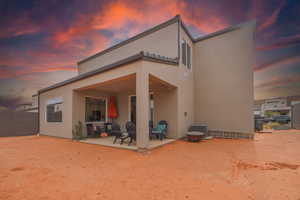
xmin=129 ymin=94 xmax=154 ymax=124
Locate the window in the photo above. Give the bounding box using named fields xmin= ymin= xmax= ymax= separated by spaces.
xmin=182 ymin=40 xmax=186 ymax=65
xmin=149 ymin=93 xmax=154 ymax=122
xmin=46 ymin=97 xmax=63 ymax=122
xmin=187 ymin=43 xmax=191 ymax=69
xmin=181 ymin=39 xmax=192 ymax=70
xmin=85 ymin=97 xmax=106 ymax=122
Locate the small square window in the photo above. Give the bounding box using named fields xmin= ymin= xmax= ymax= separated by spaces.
xmin=46 ymin=97 xmax=63 ymax=122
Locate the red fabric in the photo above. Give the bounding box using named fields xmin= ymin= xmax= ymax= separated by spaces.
xmin=108 ymin=96 xmax=118 ymax=118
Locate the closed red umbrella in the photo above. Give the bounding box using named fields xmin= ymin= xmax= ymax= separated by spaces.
xmin=108 ymin=96 xmax=118 ymax=119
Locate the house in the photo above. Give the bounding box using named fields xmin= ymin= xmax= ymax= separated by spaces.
xmin=16 ymin=95 xmax=38 ymax=113
xmin=16 ymin=103 xmax=33 ymax=112
xmin=38 ymin=15 xmax=256 ymax=149
xmin=254 ymin=95 xmax=300 ymax=129
xmin=254 ymin=96 xmax=300 ymax=117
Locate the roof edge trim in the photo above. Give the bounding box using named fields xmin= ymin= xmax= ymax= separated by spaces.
xmin=194 ymin=20 xmax=256 ymax=43
xmin=180 ymin=20 xmax=195 ymax=42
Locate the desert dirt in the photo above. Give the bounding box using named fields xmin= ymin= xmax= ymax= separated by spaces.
xmin=0 ymin=130 xmax=300 ymax=200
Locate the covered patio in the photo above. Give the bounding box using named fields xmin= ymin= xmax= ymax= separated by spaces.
xmin=80 ymin=137 xmax=176 ymax=150
xmin=73 ymin=72 xmax=178 ymax=150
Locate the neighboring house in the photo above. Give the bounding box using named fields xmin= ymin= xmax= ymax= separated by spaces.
xmin=16 ymin=94 xmax=39 ymax=113
xmin=16 ymin=103 xmax=33 ymax=112
xmin=254 ymin=96 xmax=300 ymax=117
xmin=38 ymin=15 xmax=256 ymax=149
xmin=253 ymin=104 xmax=262 ymax=117
xmin=262 ymin=98 xmax=291 ymax=117
xmin=30 ymin=94 xmax=39 ymax=112
xmin=254 ymin=95 xmax=300 ymax=129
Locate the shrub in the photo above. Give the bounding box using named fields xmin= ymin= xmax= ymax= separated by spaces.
xmin=72 ymin=121 xmax=83 ymax=140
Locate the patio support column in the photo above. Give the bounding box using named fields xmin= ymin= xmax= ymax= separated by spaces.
xmin=136 ymin=70 xmax=150 ymax=149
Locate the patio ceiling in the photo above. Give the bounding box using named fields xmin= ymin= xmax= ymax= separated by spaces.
xmin=75 ymin=73 xmax=176 ymax=94
xmin=149 ymin=74 xmax=176 ymax=92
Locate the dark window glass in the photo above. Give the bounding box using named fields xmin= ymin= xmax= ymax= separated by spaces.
xmin=150 ymin=94 xmax=154 ymax=122
xmin=85 ymin=97 xmax=106 ymax=122
xmin=187 ymin=44 xmax=191 ymax=69
xmin=182 ymin=41 xmax=186 ymax=65
xmin=130 ymin=96 xmax=136 ymax=124
xmin=47 ymin=103 xmax=62 ymax=122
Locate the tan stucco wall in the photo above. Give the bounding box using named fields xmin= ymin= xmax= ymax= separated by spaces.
xmin=72 ymin=91 xmax=85 ymax=135
xmin=115 ymin=92 xmax=130 ymax=126
xmin=40 ymin=61 xmax=141 ymax=139
xmin=176 ymin=25 xmax=195 ymax=138
xmin=143 ymin=52 xmax=194 ymax=138
xmin=78 ymin=22 xmax=179 ymax=74
xmin=39 ymin=87 xmax=73 ymax=138
xmin=153 ymin=89 xmax=178 ymax=139
xmin=40 ymin=59 xmax=183 ymax=142
xmin=193 ymin=22 xmax=255 ymax=133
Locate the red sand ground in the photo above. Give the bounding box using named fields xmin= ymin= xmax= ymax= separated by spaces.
xmin=1 ymin=130 xmax=300 ymax=200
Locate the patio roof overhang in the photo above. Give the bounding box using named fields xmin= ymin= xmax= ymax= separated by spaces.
xmin=39 ymin=51 xmax=178 ymax=94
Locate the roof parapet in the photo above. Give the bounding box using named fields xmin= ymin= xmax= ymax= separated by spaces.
xmin=77 ymin=15 xmax=180 ymax=65
xmin=77 ymin=14 xmax=255 ymax=66
xmin=194 ymin=20 xmax=256 ymax=43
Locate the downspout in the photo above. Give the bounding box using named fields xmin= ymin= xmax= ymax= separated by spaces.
xmin=177 ymin=16 xmax=181 ymax=61
xmin=37 ymin=91 xmax=40 ymax=135
xmin=177 ymin=16 xmax=181 ymax=139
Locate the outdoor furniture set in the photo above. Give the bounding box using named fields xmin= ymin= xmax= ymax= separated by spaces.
xmin=86 ymin=120 xmax=168 ymax=146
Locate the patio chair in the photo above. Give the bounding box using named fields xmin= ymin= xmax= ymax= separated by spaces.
xmin=104 ymin=122 xmax=112 ymax=135
xmin=125 ymin=121 xmax=136 ymax=146
xmin=149 ymin=120 xmax=156 ymax=140
xmin=111 ymin=123 xmax=125 ymax=144
xmin=86 ymin=123 xmax=96 ymax=137
xmin=152 ymin=120 xmax=168 ymax=140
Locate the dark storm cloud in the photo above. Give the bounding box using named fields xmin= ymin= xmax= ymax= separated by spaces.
xmin=0 ymin=95 xmax=27 ymax=110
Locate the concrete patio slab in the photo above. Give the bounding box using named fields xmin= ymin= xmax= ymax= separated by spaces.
xmin=79 ymin=136 xmax=176 ymax=150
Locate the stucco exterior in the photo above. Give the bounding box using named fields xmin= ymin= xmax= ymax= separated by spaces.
xmin=40 ymin=61 xmax=142 ymax=139
xmin=78 ymin=17 xmax=179 ymax=74
xmin=193 ymin=21 xmax=255 ymax=133
xmin=38 ymin=15 xmax=255 ymax=149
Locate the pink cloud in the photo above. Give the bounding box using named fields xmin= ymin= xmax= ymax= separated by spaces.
xmin=254 ymin=55 xmax=300 ymax=72
xmin=50 ymin=0 xmax=230 ymax=47
xmin=256 ymin=34 xmax=300 ymax=51
xmin=256 ymin=0 xmax=286 ymax=32
xmin=0 ymin=0 xmax=230 ymax=85
xmin=0 ymin=64 xmax=77 ymax=80
xmin=255 ymin=74 xmax=300 ymax=89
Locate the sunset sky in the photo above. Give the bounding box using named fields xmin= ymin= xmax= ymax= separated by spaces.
xmin=0 ymin=0 xmax=300 ymax=110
